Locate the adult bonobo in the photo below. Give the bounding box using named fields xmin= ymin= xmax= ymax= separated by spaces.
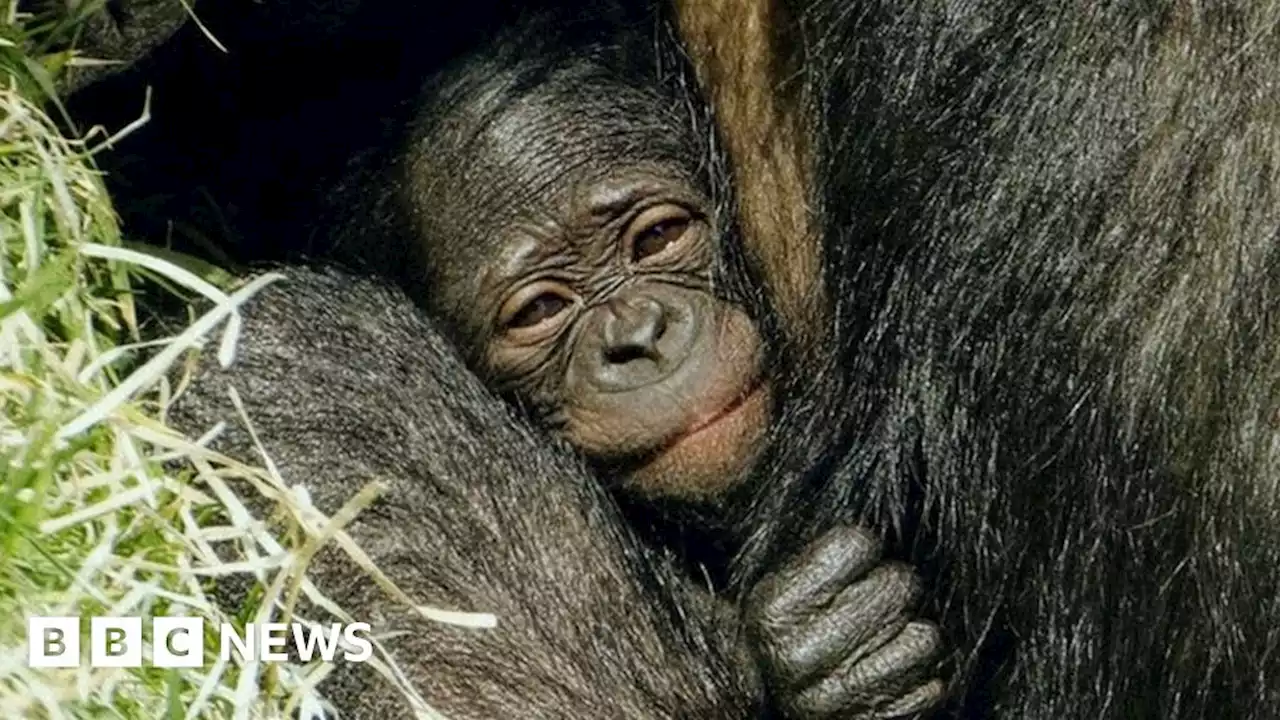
xmin=105 ymin=0 xmax=1280 ymax=715
xmin=676 ymin=0 xmax=1280 ymax=717
xmin=332 ymin=0 xmax=1280 ymax=716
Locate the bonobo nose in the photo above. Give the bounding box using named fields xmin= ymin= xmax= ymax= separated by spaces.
xmin=603 ymin=296 xmax=667 ymax=364
xmin=583 ymin=292 xmax=699 ymax=392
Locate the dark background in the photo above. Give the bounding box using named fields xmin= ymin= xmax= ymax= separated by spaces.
xmin=67 ymin=0 xmax=563 ymax=269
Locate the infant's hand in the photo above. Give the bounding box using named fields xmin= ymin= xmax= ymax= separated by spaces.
xmin=745 ymin=526 xmax=946 ymax=719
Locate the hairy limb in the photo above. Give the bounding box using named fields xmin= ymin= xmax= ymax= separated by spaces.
xmin=168 ymin=266 xmax=761 ymax=719
xmin=671 ymin=0 xmax=825 ymax=346
xmin=52 ymin=0 xmax=195 ymax=94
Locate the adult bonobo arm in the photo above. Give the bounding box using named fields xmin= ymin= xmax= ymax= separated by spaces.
xmin=167 ymin=266 xmax=760 ymax=719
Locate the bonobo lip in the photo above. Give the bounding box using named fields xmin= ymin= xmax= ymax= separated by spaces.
xmin=619 ymin=381 xmax=768 ymax=499
xmin=669 ymin=380 xmax=766 ymax=448
xmin=620 ymin=379 xmax=770 ymax=500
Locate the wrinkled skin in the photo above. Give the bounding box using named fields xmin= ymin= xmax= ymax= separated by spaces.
xmin=749 ymin=528 xmax=945 ymax=719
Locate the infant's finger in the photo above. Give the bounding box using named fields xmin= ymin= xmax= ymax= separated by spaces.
xmin=774 ymin=562 xmax=922 ymax=676
xmin=787 ymin=621 xmax=942 ymax=718
xmin=751 ymin=526 xmax=884 ymax=623
xmin=876 ymin=678 xmax=947 ymax=719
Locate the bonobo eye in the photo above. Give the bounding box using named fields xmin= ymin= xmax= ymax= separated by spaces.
xmin=509 ymin=293 xmax=569 ymax=328
xmin=497 ymin=280 xmax=577 ymax=341
xmin=626 ymin=205 xmax=693 ymax=264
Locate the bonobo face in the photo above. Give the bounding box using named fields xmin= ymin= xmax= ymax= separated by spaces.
xmin=477 ymin=171 xmax=770 ymax=500
xmin=407 ymin=67 xmax=769 ymax=500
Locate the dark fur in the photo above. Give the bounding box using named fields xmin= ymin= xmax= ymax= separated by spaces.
xmin=34 ymin=0 xmax=192 ymax=94
xmin=70 ymin=0 xmax=1280 ymax=716
xmin=168 ymin=266 xmax=761 ymax=719
xmin=732 ymin=2 xmax=1280 ymax=717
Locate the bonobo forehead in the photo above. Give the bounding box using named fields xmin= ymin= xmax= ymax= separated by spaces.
xmin=403 ymin=59 xmax=709 ymax=341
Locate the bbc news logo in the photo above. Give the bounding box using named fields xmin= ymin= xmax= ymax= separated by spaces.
xmin=27 ymin=616 xmax=373 ymax=668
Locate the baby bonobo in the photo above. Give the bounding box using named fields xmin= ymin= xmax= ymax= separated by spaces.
xmin=372 ymin=38 xmax=945 ymax=719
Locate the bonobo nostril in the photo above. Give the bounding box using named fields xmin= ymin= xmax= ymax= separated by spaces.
xmin=602 ymin=296 xmax=667 ymax=364
xmin=604 ymin=344 xmax=652 ymax=365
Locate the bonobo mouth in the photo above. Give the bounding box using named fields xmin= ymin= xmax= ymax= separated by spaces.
xmin=666 ymin=380 xmax=767 ymax=450
xmin=622 ymin=380 xmax=771 ymax=501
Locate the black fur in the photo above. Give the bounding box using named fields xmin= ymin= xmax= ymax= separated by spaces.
xmin=68 ymin=0 xmax=1280 ymax=716
xmin=734 ymin=2 xmax=1280 ymax=718
xmin=34 ymin=0 xmax=191 ymax=94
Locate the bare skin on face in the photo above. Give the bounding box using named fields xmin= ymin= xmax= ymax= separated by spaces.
xmin=480 ymin=191 xmax=772 ymax=500
xmin=412 ymin=87 xmax=772 ymax=501
xmin=626 ymin=380 xmax=771 ymax=501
